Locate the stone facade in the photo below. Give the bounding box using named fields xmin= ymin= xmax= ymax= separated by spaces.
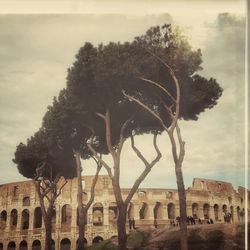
xmin=0 ymin=175 xmax=249 ymax=249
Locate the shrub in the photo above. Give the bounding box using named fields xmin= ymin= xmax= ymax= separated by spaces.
xmin=205 ymin=230 xmax=224 ymax=250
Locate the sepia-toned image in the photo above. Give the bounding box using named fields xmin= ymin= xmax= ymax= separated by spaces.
xmin=0 ymin=1 xmax=248 ymax=249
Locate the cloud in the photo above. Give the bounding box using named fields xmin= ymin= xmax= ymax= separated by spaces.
xmin=0 ymin=13 xmax=246 ymax=191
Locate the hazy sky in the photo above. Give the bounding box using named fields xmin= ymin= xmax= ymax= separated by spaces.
xmin=0 ymin=1 xmax=247 ymax=191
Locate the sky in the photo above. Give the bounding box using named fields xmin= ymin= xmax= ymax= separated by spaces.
xmin=0 ymin=1 xmax=247 ymax=191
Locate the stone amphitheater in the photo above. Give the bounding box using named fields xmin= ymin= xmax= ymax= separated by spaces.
xmin=0 ymin=175 xmax=248 ymax=249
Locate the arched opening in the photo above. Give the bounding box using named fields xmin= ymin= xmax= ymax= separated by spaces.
xmin=139 ymin=202 xmax=148 ymax=219
xmin=32 ymin=240 xmax=41 ymax=250
xmin=109 ymin=202 xmax=118 ymax=229
xmin=154 ymin=202 xmax=163 ymax=220
xmin=34 ymin=207 xmax=42 ymax=228
xmin=230 ymin=206 xmax=234 ymax=222
xmin=93 ymin=203 xmax=103 ymax=226
xmin=0 ymin=210 xmax=7 ymax=230
xmin=237 ymin=206 xmax=241 ymax=222
xmin=22 ymin=197 xmax=30 ymax=206
xmin=7 ymin=241 xmax=16 ymax=250
xmin=92 ymin=236 xmax=103 ymax=244
xmin=203 ymin=203 xmax=210 ymax=219
xmin=192 ymin=203 xmax=199 ymax=219
xmin=167 ymin=203 xmax=175 ymax=219
xmin=60 ymin=238 xmax=71 ymax=250
xmin=61 ymin=204 xmax=72 ymax=232
xmin=50 ymin=239 xmax=55 ymax=250
xmin=127 ymin=202 xmax=133 ymax=220
xmin=21 ymin=209 xmax=29 ymax=230
xmin=10 ymin=209 xmax=18 ymax=229
xmin=228 ymin=197 xmax=232 ymax=205
xmin=61 ymin=204 xmax=72 ymax=224
xmin=138 ymin=190 xmax=146 ymax=198
xmin=76 ymin=238 xmax=87 ymax=248
xmin=214 ymin=204 xmax=219 ymax=221
xmin=0 ymin=243 xmax=3 ymax=250
xmin=19 ymin=240 xmax=28 ymax=250
xmin=222 ymin=204 xmax=228 ymax=222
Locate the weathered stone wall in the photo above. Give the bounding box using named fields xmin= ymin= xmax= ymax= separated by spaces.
xmin=0 ymin=176 xmax=248 ymax=250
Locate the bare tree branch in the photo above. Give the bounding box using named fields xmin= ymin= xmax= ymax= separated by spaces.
xmin=122 ymin=90 xmax=169 ymax=132
xmin=87 ymin=129 xmax=114 ymax=180
xmin=104 ymin=108 xmax=116 ymax=157
xmin=118 ymin=116 xmax=134 ymax=153
xmin=56 ymin=179 xmax=68 ymax=199
xmin=140 ymin=77 xmax=176 ymax=103
xmin=125 ymin=134 xmax=161 ymax=205
xmin=85 ymin=160 xmax=102 ymax=210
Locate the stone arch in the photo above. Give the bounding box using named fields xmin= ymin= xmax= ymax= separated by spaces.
xmin=19 ymin=240 xmax=28 ymax=250
xmin=60 ymin=238 xmax=71 ymax=250
xmin=154 ymin=202 xmax=163 ymax=220
xmin=92 ymin=236 xmax=104 ymax=244
xmin=203 ymin=203 xmax=210 ymax=219
xmin=21 ymin=209 xmax=29 ymax=230
xmin=93 ymin=203 xmax=103 ymax=226
xmin=22 ymin=197 xmax=30 ymax=206
xmin=192 ymin=203 xmax=199 ymax=219
xmin=127 ymin=202 xmax=134 ymax=220
xmin=139 ymin=202 xmax=148 ymax=219
xmin=7 ymin=241 xmax=16 ymax=250
xmin=10 ymin=209 xmax=18 ymax=229
xmin=214 ymin=204 xmax=219 ymax=221
xmin=0 ymin=210 xmax=7 ymax=230
xmin=34 ymin=207 xmax=42 ymax=228
xmin=167 ymin=203 xmax=175 ymax=219
xmin=32 ymin=240 xmax=41 ymax=250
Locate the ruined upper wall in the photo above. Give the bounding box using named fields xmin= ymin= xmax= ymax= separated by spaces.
xmin=190 ymin=178 xmax=236 ymax=195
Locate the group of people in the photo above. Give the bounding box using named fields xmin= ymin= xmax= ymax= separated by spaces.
xmin=129 ymin=216 xmax=215 ymax=230
xmin=169 ymin=216 xmax=214 ymax=227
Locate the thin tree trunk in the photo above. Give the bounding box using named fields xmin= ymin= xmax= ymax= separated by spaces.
xmin=75 ymin=151 xmax=85 ymax=250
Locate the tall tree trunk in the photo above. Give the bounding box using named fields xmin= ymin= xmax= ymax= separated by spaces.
xmin=117 ymin=203 xmax=128 ymax=250
xmin=75 ymin=151 xmax=85 ymax=250
xmin=175 ymin=163 xmax=188 ymax=250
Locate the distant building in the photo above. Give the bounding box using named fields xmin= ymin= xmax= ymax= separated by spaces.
xmin=0 ymin=176 xmax=249 ymax=249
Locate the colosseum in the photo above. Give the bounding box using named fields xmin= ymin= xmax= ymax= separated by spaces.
xmin=0 ymin=175 xmax=249 ymax=249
